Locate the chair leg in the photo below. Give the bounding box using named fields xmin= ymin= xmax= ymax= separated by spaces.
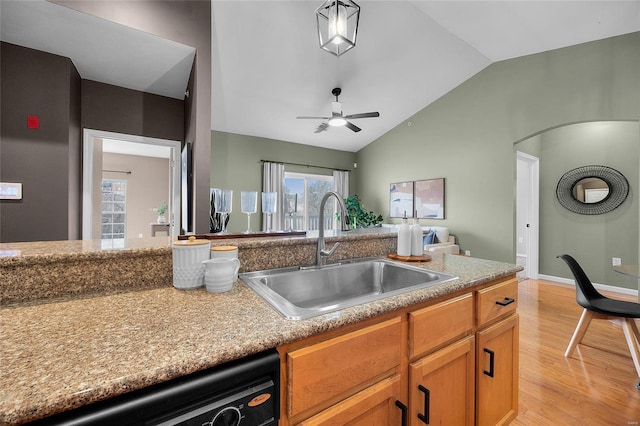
xmin=621 ymin=318 xmax=640 ymax=378
xmin=565 ymin=309 xmax=594 ymax=358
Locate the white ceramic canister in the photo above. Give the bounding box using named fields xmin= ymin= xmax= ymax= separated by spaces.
xmin=172 ymin=236 xmax=211 ymax=289
xmin=202 ymin=258 xmax=240 ymax=293
xmin=210 ymin=245 xmax=240 ymax=280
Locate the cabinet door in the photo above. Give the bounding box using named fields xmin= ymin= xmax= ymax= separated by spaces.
xmin=297 ymin=375 xmax=404 ymax=426
xmin=409 ymin=336 xmax=475 ymax=426
xmin=476 ymin=314 xmax=519 ymax=426
xmin=287 ymin=317 xmax=402 ymax=419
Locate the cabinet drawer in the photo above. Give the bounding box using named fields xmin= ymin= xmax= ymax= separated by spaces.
xmin=409 ymin=293 xmax=473 ymax=359
xmin=297 ymin=375 xmax=402 ymax=425
xmin=477 ymin=278 xmax=518 ymax=327
xmin=287 ymin=317 xmax=402 ymax=419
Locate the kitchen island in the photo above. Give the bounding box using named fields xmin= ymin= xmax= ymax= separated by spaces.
xmin=0 ymin=231 xmax=520 ymax=424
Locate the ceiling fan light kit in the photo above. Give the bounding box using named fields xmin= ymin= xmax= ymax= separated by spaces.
xmin=315 ymin=0 xmax=360 ymax=57
xmin=296 ymin=87 xmax=380 ymax=134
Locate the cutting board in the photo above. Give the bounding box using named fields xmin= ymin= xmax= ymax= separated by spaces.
xmin=387 ymin=253 xmax=432 ymax=262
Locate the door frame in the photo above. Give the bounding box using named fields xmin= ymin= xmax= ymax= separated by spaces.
xmin=82 ymin=129 xmax=181 ymax=239
xmin=516 ymin=151 xmax=539 ymax=279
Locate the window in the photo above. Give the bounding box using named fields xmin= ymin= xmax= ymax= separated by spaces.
xmin=101 ymin=180 xmax=127 ymax=240
xmin=284 ymin=172 xmax=334 ymax=231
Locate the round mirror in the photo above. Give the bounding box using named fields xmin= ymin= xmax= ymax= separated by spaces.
xmin=556 ymin=165 xmax=628 ymax=215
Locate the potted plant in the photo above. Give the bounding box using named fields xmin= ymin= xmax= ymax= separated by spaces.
xmin=156 ymin=201 xmax=167 ymax=224
xmin=344 ymin=195 xmax=383 ymax=228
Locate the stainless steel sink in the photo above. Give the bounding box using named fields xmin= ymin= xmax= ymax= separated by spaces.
xmin=239 ymin=257 xmax=457 ymax=320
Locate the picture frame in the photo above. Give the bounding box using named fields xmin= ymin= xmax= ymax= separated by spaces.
xmin=389 ymin=181 xmax=414 ymax=218
xmin=414 ymin=178 xmax=445 ymax=219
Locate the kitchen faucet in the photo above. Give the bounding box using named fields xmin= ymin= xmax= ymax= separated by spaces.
xmin=316 ymin=191 xmax=351 ymax=267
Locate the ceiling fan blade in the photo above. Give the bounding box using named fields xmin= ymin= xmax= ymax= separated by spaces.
xmin=297 ymin=116 xmax=330 ymax=120
xmin=344 ymin=112 xmax=380 ymax=119
xmin=314 ymin=123 xmax=329 ymax=133
xmin=344 ymin=121 xmax=361 ymax=133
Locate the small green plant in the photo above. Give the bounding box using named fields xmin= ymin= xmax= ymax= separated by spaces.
xmin=157 ymin=201 xmax=167 ymax=216
xmin=344 ymin=195 xmax=383 ymax=228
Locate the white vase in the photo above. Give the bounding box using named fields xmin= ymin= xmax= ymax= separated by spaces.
xmin=157 ymin=215 xmax=166 ymax=224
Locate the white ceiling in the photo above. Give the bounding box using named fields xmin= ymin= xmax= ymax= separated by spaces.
xmin=2 ymin=1 xmax=639 ymax=154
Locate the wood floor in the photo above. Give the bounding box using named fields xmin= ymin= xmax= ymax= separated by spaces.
xmin=513 ymin=279 xmax=640 ymax=426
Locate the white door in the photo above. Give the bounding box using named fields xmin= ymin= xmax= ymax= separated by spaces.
xmin=516 ymin=152 xmax=539 ymax=279
xmin=82 ymin=129 xmax=181 ymax=240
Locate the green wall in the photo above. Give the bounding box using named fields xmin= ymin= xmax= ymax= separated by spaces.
xmin=356 ymin=32 xmax=640 ymax=264
xmin=531 ymin=121 xmax=639 ymax=290
xmin=211 ymin=131 xmax=357 ymax=233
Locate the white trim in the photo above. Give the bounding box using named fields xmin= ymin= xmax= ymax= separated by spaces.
xmin=516 ymin=151 xmax=539 ymax=279
xmin=82 ymin=129 xmax=181 ymax=239
xmin=537 ymin=274 xmax=639 ymax=297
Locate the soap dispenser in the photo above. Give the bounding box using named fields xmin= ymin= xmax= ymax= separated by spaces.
xmin=397 ymin=211 xmax=412 ymax=257
xmin=410 ymin=212 xmax=423 ymax=256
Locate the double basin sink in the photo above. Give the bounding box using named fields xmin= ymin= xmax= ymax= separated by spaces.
xmin=239 ymin=257 xmax=457 ymax=320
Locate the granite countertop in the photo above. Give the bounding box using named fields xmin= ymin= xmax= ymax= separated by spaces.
xmin=0 ymin=235 xmax=520 ymax=425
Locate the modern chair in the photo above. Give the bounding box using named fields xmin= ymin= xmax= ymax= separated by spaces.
xmin=557 ymin=254 xmax=640 ymax=387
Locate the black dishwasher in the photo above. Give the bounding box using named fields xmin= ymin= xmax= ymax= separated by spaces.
xmin=33 ymin=349 xmax=280 ymax=426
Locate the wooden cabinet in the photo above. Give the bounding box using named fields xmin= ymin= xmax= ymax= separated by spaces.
xmin=284 ymin=317 xmax=403 ymax=424
xmin=476 ymin=315 xmax=519 ymax=426
xmin=298 ymin=375 xmax=403 ymax=426
xmin=278 ymin=275 xmax=519 ymax=426
xmin=476 ymin=277 xmax=519 ymax=426
xmin=409 ymin=336 xmax=475 ymax=426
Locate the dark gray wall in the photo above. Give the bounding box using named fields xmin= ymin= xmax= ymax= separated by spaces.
xmin=0 ymin=42 xmax=81 ymax=242
xmin=81 ymin=80 xmax=184 ymax=142
xmin=0 ymin=42 xmax=185 ymax=242
xmin=57 ymin=0 xmax=211 ymax=233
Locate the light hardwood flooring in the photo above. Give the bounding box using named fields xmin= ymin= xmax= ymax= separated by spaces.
xmin=513 ymin=279 xmax=640 ymax=426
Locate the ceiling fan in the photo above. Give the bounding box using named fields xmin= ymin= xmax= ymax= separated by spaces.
xmin=297 ymin=88 xmax=380 ymax=133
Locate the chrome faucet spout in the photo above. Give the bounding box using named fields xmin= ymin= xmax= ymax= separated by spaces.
xmin=317 ymin=191 xmax=351 ymax=266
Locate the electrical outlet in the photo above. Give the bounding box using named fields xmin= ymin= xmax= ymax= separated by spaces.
xmin=465 ymin=250 xmax=471 ymax=256
xmin=612 ymin=257 xmax=622 ymax=266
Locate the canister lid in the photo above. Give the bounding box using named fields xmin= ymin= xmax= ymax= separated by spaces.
xmin=211 ymin=245 xmax=238 ymax=252
xmin=173 ymin=236 xmax=210 ymax=246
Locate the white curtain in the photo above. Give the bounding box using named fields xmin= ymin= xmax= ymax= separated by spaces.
xmin=262 ymin=162 xmax=285 ymax=231
xmin=333 ymin=170 xmax=350 ymax=229
xmin=333 ymin=170 xmax=350 ymax=199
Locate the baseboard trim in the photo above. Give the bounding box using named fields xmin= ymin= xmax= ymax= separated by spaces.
xmin=537 ymin=274 xmax=639 ymax=297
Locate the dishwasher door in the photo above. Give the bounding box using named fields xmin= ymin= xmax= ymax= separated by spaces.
xmin=33 ymin=349 xmax=280 ymax=426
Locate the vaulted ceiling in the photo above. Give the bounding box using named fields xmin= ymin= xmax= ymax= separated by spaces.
xmin=212 ymin=1 xmax=640 ymax=152
xmin=2 ymin=1 xmax=639 ymax=153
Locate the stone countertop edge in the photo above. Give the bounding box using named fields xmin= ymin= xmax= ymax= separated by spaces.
xmin=0 ymin=235 xmax=520 ymax=424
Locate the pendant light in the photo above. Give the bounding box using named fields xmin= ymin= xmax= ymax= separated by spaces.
xmin=315 ymin=0 xmax=360 ymax=57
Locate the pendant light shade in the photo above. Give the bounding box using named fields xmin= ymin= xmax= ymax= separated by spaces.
xmin=315 ymin=0 xmax=360 ymax=57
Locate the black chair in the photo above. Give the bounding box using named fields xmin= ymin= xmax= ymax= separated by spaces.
xmin=557 ymin=254 xmax=640 ymax=386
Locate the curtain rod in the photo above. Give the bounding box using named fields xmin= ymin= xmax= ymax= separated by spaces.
xmin=102 ymin=169 xmax=132 ymax=175
xmin=259 ymin=160 xmax=350 ymax=172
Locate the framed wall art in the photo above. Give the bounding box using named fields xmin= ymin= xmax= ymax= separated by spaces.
xmin=389 ymin=181 xmax=414 ymax=218
xmin=415 ymin=178 xmax=445 ymax=219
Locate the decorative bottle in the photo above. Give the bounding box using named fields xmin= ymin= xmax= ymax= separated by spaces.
xmin=397 ymin=211 xmax=412 ymax=257
xmin=410 ymin=212 xmax=423 ymax=256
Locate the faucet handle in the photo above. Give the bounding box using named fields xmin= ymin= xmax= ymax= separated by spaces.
xmin=321 ymin=242 xmax=340 ymax=257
